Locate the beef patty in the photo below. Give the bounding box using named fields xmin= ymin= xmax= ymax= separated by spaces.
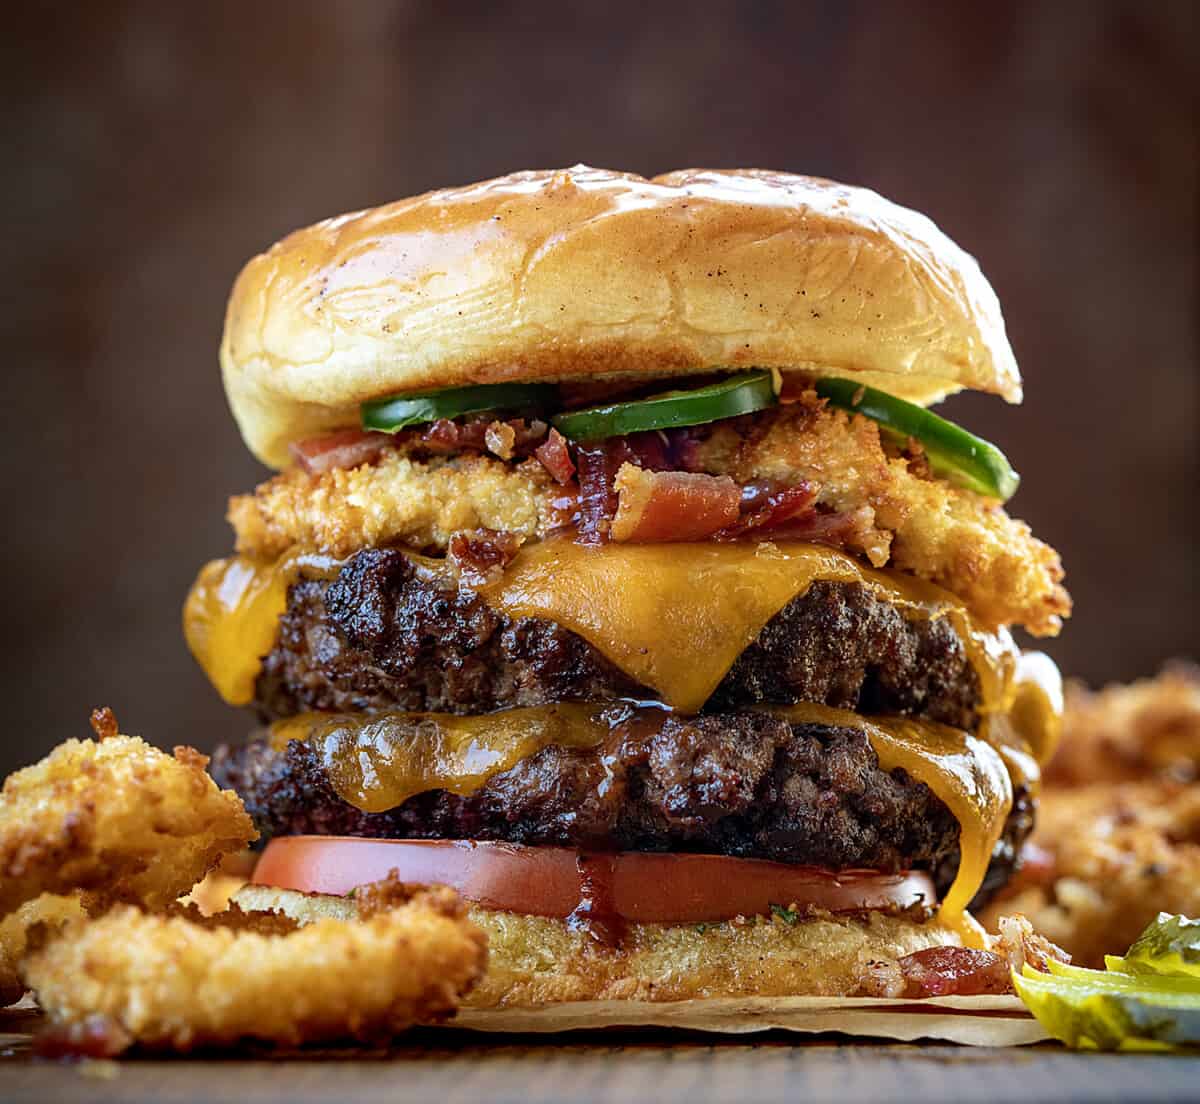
xmin=254 ymin=548 xmax=981 ymax=727
xmin=211 ymin=710 xmax=1030 ymax=908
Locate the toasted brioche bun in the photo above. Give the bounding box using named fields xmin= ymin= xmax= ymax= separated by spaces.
xmin=222 ymin=166 xmax=1022 ymax=468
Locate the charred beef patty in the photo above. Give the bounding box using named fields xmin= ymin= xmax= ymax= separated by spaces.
xmin=255 ymin=548 xmax=981 ymax=727
xmin=211 ymin=711 xmax=1030 ymax=907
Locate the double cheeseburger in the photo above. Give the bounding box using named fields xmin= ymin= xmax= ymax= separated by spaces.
xmin=189 ymin=167 xmax=1070 ymax=1016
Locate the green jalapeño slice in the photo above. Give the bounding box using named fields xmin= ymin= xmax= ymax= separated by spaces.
xmin=361 ymin=382 xmax=557 ymax=432
xmin=814 ymin=378 xmax=1020 ymax=502
xmin=552 ymin=371 xmax=779 ymax=442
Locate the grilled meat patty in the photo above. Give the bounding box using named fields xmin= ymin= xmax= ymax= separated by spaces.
xmin=254 ymin=548 xmax=981 ymax=727
xmin=211 ymin=710 xmax=1029 ymax=908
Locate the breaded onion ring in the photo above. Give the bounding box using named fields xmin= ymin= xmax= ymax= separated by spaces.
xmin=0 ymin=947 xmax=21 ymax=1008
xmin=0 ymin=710 xmax=255 ymax=917
xmin=23 ymin=878 xmax=487 ymax=1052
xmin=0 ymin=893 xmax=87 ymax=1006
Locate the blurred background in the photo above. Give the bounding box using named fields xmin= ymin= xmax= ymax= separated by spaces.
xmin=3 ymin=1 xmax=1195 ymax=773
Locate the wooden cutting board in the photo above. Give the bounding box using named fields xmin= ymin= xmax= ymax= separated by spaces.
xmin=2 ymin=1005 xmax=1197 ymax=1104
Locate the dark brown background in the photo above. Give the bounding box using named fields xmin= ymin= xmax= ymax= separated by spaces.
xmin=2 ymin=1 xmax=1196 ymax=774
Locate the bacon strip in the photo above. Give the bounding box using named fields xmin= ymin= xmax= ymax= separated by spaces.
xmin=719 ymin=482 xmax=818 ymax=537
xmin=289 ymin=429 xmax=392 ymax=475
xmin=290 ymin=418 xmax=552 ymax=474
xmin=610 ymin=464 xmax=742 ymax=542
xmin=897 ymin=946 xmax=1014 ymax=997
xmin=448 ymin=529 xmax=521 ymax=586
xmin=415 ymin=417 xmax=547 ymax=458
xmin=534 ymin=429 xmax=576 ymax=485
xmin=575 ymin=434 xmax=673 ymax=543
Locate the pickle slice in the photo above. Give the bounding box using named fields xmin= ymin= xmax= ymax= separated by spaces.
xmin=1120 ymin=913 xmax=1200 ymax=980
xmin=1014 ymin=916 xmax=1200 ymax=1050
xmin=1014 ymin=966 xmax=1200 ymax=1051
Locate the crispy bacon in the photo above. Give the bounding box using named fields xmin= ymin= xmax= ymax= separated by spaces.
xmin=415 ymin=417 xmax=546 ymax=458
xmin=610 ymin=465 xmax=741 ymax=542
xmin=290 ymin=418 xmax=552 ymax=474
xmin=720 ymin=482 xmax=818 ymax=536
xmin=575 ymin=445 xmax=618 ymax=543
xmin=897 ymin=946 xmax=1015 ymax=997
xmin=448 ymin=529 xmax=521 ymax=586
xmin=709 ymin=481 xmax=868 ymax=551
xmin=534 ymin=428 xmax=576 ymax=485
xmin=289 ymin=429 xmax=392 ymax=475
xmin=575 ymin=434 xmax=672 ymax=543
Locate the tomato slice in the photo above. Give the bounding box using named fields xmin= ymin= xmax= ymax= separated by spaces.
xmin=252 ymin=837 xmax=936 ymax=923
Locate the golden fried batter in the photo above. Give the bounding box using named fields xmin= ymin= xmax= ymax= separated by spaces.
xmin=983 ymin=782 xmax=1200 ymax=968
xmin=22 ymin=881 xmax=487 ymax=1052
xmin=227 ymin=397 xmax=1068 ymax=634
xmin=0 ymin=894 xmax=87 ymax=1007
xmin=981 ymin=667 xmax=1200 ymax=965
xmin=0 ymin=717 xmax=255 ymax=917
xmin=695 ymin=399 xmax=1069 ymax=634
xmin=0 ymin=947 xmax=20 ymax=1008
xmin=1046 ymin=663 xmax=1200 ymax=786
xmin=229 ymin=452 xmax=560 ymax=561
xmin=464 ymin=908 xmax=969 ymax=1005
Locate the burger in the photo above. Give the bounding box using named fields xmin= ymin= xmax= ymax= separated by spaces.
xmin=189 ymin=166 xmax=1070 ymax=1020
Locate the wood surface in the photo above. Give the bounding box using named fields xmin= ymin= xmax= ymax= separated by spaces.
xmin=2 ymin=1005 xmax=1197 ymax=1104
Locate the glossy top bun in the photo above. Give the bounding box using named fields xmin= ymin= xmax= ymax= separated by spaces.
xmin=222 ymin=166 xmax=1021 ymax=468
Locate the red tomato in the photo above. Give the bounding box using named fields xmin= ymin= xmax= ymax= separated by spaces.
xmin=252 ymin=837 xmax=936 ymax=923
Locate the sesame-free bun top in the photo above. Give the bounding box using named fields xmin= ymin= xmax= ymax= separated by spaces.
xmin=222 ymin=166 xmax=1022 ymax=468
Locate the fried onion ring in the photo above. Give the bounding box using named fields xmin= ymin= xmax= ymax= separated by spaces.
xmin=0 ymin=947 xmax=21 ymax=1008
xmin=0 ymin=710 xmax=255 ymax=917
xmin=0 ymin=894 xmax=87 ymax=1007
xmin=22 ymin=877 xmax=487 ymax=1052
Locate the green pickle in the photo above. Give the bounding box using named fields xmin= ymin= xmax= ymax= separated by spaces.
xmin=1120 ymin=913 xmax=1200 ymax=980
xmin=1013 ymin=914 xmax=1200 ymax=1051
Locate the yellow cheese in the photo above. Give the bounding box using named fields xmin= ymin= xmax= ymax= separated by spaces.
xmin=766 ymin=702 xmax=1012 ymax=943
xmin=1009 ymin=650 xmax=1064 ymax=767
xmin=270 ymin=703 xmax=620 ymax=813
xmin=481 ymin=538 xmax=1018 ymax=714
xmin=183 ymin=549 xmax=342 ymax=705
xmin=186 ymin=538 xmax=1020 ymax=715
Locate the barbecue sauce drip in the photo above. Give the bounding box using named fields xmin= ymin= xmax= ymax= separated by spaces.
xmin=567 ymin=853 xmax=627 ymax=948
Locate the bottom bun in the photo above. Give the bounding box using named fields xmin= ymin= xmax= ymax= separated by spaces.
xmin=463 ymin=907 xmax=962 ymax=1007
